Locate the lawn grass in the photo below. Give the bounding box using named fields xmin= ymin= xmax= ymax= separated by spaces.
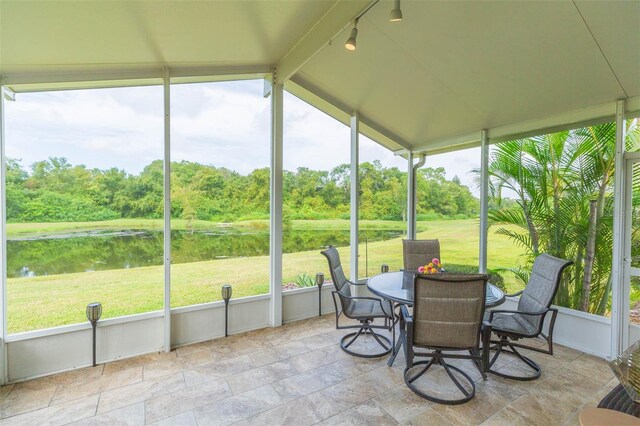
xmin=7 ymin=218 xmax=528 ymax=334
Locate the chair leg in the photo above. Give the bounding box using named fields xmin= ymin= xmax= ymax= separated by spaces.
xmin=488 ymin=337 xmax=542 ymax=381
xmin=339 ymin=320 xmax=392 ymax=358
xmin=404 ymin=352 xmax=476 ymax=405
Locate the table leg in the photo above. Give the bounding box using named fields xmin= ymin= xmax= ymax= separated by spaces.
xmin=387 ymin=303 xmax=405 ymax=367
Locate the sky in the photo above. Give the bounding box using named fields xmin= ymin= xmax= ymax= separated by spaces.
xmin=4 ymin=79 xmax=482 ymax=195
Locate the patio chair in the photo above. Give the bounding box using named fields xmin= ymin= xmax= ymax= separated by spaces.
xmin=321 ymin=246 xmax=394 ymax=358
xmin=486 ymin=253 xmax=573 ymax=381
xmin=403 ymin=239 xmax=440 ymax=271
xmin=401 ymin=273 xmax=491 ymax=405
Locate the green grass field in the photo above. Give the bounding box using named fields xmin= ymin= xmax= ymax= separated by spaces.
xmin=7 ymin=219 xmax=528 ymax=334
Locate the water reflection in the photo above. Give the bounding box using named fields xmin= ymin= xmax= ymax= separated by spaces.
xmin=7 ymin=228 xmax=401 ymax=278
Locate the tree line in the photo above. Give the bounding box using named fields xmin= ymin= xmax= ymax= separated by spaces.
xmin=5 ymin=158 xmax=479 ymax=223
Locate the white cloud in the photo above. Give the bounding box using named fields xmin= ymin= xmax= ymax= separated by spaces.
xmin=4 ymin=80 xmax=480 ymax=194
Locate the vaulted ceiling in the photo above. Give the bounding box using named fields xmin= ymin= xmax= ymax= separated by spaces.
xmin=1 ymin=0 xmax=639 ymax=153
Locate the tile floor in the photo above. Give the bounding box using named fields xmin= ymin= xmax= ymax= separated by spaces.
xmin=0 ymin=315 xmax=616 ymax=425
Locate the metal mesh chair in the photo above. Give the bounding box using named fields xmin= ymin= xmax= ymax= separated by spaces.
xmin=321 ymin=246 xmax=394 ymax=358
xmin=403 ymin=239 xmax=440 ymax=271
xmin=402 ymin=273 xmax=491 ymax=404
xmin=486 ymin=253 xmax=573 ymax=380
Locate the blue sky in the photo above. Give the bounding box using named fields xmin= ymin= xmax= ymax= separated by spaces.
xmin=4 ymin=79 xmax=481 ymax=194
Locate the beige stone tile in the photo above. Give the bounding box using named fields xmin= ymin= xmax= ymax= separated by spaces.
xmin=565 ymin=353 xmax=613 ymax=385
xmin=103 ymin=351 xmax=177 ymax=376
xmin=299 ymin=331 xmax=340 ymax=351
xmin=211 ymin=338 xmax=272 ymax=357
xmin=248 ymin=340 xmax=311 ymax=367
xmin=175 ymin=340 xmax=216 ymax=358
xmin=372 ymin=385 xmax=433 ymax=423
xmin=176 ymin=348 xmax=226 ymax=368
xmin=305 ymin=368 xmax=398 ymax=421
xmin=403 ymin=407 xmax=454 ymax=425
xmin=143 ymin=358 xmax=188 ymax=381
xmin=289 ymin=344 xmax=342 ymax=373
xmin=552 ymin=344 xmax=584 ymax=362
xmin=51 ymin=367 xmax=142 ymax=406
xmin=182 ymin=355 xmax=255 ymax=388
xmin=97 ymin=372 xmax=185 ymax=414
xmin=0 ymin=380 xmax=58 ymax=418
xmin=193 ymin=383 xmax=297 ymax=426
xmin=234 ymin=396 xmax=323 ymax=426
xmin=266 ymin=326 xmax=319 ymax=347
xmin=38 ymin=365 xmax=106 ymax=387
xmin=0 ymin=385 xmax=14 ymax=400
xmin=431 ymin=380 xmax=514 ymax=425
xmin=144 ymin=378 xmax=231 ymax=424
xmin=320 ymin=399 xmax=398 ymax=425
xmin=1 ymin=394 xmax=99 ymax=426
xmin=67 ymin=402 xmax=145 ymax=425
xmin=226 ymin=361 xmax=299 ymax=394
xmin=481 ymin=406 xmax=532 ymax=426
xmin=271 ymin=362 xmax=346 ymax=399
xmin=151 ymin=410 xmax=197 ymax=426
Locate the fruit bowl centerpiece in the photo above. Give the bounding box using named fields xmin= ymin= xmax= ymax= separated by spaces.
xmin=417 ymin=258 xmax=444 ymax=274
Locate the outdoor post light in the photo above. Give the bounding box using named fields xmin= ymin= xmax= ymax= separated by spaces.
xmin=315 ymin=272 xmax=325 ymax=316
xmin=221 ymin=284 xmax=232 ymax=337
xmin=86 ymin=302 xmax=102 ymax=367
xmin=381 ymin=264 xmax=389 ymax=273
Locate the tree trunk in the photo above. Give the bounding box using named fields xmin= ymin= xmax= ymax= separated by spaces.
xmin=581 ymin=200 xmax=598 ymax=312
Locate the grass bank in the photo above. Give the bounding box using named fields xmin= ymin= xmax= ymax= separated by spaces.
xmin=7 ymin=219 xmax=527 ymax=333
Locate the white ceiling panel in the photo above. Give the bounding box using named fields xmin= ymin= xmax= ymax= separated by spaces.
xmin=0 ymin=1 xmax=333 ymax=71
xmin=299 ymin=0 xmax=634 ymax=149
xmin=574 ymin=0 xmax=640 ymax=96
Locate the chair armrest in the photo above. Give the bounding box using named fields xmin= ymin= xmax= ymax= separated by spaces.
xmin=351 ymin=280 xmax=368 ymax=286
xmin=488 ymin=307 xmax=550 ymax=321
xmin=337 ymin=295 xmax=393 ymax=318
xmin=505 ymin=290 xmax=524 ymax=298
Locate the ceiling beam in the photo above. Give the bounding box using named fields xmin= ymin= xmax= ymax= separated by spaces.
xmin=411 ymin=95 xmax=640 ymax=155
xmin=276 ymin=0 xmax=371 ymax=84
xmin=287 ymin=75 xmax=411 ymax=152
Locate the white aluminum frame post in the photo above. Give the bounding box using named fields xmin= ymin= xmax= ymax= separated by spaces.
xmin=479 ymin=129 xmax=489 ymax=273
xmin=162 ymin=69 xmax=171 ymax=352
xmin=406 ymin=151 xmax=415 ymax=239
xmin=611 ymin=99 xmax=627 ymax=358
xmin=350 ymin=113 xmax=360 ymax=287
xmin=0 ymin=84 xmax=7 ymax=384
xmin=270 ymin=76 xmax=284 ymax=327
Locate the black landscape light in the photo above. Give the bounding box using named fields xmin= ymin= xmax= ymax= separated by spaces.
xmin=316 ymin=272 xmax=325 ymax=316
xmin=381 ymin=264 xmax=389 ymax=273
xmin=86 ymin=302 xmax=102 ymax=367
xmin=221 ymin=284 xmax=232 ymax=337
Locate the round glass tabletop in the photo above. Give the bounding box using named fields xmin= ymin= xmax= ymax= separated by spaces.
xmin=367 ymin=270 xmax=506 ymax=307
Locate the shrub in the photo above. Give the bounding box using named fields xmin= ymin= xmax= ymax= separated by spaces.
xmin=444 ymin=263 xmax=505 ymax=291
xmin=293 ymin=273 xmax=316 ymax=288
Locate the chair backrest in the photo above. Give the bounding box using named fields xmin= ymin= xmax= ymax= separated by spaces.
xmin=517 ymin=253 xmax=573 ymax=333
xmin=403 ymin=239 xmax=440 ymax=271
xmin=412 ymin=273 xmax=488 ymax=349
xmin=320 ymin=246 xmax=351 ymax=299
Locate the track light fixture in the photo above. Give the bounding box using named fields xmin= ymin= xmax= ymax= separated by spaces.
xmin=344 ymin=0 xmax=402 ymax=51
xmin=345 ymin=20 xmax=358 ymax=51
xmin=390 ymin=0 xmax=403 ymax=22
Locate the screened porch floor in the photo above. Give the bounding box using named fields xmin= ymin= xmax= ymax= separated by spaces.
xmin=0 ymin=315 xmax=615 ymax=425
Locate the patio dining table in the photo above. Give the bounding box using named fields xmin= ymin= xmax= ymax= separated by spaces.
xmin=367 ymin=270 xmax=506 ymax=366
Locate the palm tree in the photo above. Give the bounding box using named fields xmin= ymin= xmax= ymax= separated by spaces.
xmin=481 ymin=120 xmax=639 ymax=314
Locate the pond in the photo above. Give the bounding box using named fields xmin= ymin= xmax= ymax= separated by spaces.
xmin=7 ymin=227 xmax=403 ymax=278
